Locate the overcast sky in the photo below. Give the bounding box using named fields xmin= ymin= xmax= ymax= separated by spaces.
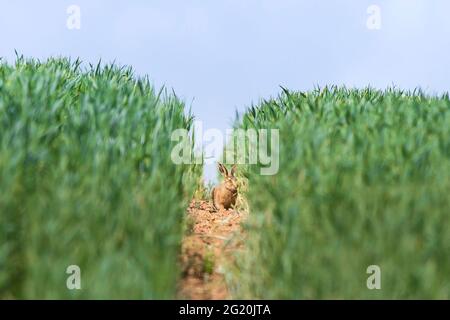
xmin=1 ymin=0 xmax=449 ymax=181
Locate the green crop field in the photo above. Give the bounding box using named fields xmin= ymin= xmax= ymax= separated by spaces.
xmin=0 ymin=57 xmax=201 ymax=299
xmin=234 ymin=87 xmax=450 ymax=299
xmin=1 ymin=56 xmax=449 ymax=300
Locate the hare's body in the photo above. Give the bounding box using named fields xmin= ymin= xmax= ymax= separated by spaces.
xmin=211 ymin=185 xmax=237 ymax=210
xmin=211 ymin=163 xmax=238 ymax=211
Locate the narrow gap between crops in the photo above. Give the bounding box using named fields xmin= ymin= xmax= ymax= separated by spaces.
xmin=177 ymin=199 xmax=245 ymax=299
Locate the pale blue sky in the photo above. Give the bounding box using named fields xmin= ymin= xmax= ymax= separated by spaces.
xmin=1 ymin=0 xmax=449 ymax=181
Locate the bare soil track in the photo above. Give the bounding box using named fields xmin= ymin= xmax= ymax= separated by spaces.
xmin=178 ymin=200 xmax=244 ymax=300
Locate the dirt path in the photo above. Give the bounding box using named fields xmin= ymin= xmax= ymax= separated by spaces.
xmin=178 ymin=200 xmax=244 ymax=300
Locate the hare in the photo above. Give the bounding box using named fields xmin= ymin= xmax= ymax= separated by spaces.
xmin=211 ymin=163 xmax=238 ymax=211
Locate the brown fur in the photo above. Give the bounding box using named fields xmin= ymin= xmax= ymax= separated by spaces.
xmin=211 ymin=163 xmax=238 ymax=211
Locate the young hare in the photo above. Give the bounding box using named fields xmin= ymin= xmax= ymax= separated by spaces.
xmin=211 ymin=163 xmax=238 ymax=211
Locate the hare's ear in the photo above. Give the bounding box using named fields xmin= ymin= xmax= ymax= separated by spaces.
xmin=218 ymin=162 xmax=228 ymax=176
xmin=230 ymin=164 xmax=237 ymax=177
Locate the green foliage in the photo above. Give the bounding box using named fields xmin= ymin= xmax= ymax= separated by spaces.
xmin=203 ymin=250 xmax=215 ymax=275
xmin=0 ymin=57 xmax=201 ymax=299
xmin=236 ymin=86 xmax=450 ymax=299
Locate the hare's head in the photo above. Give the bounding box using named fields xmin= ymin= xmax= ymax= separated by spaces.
xmin=218 ymin=163 xmax=237 ymax=192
